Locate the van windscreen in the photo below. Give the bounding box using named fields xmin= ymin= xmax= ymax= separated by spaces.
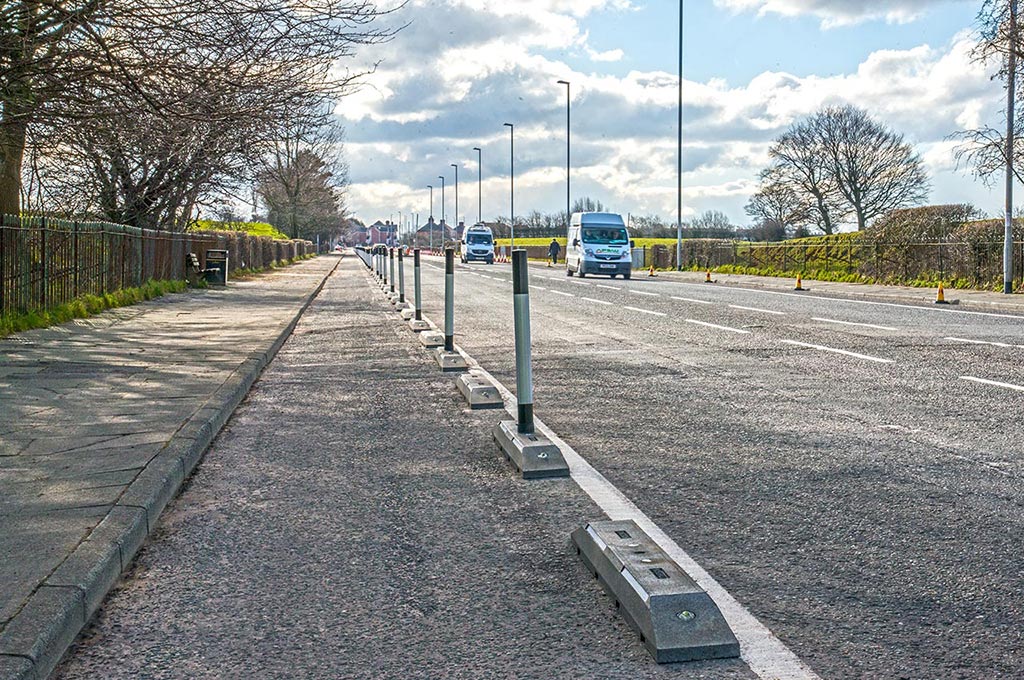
xmin=582 ymin=226 xmax=628 ymax=245
xmin=467 ymin=233 xmax=492 ymax=245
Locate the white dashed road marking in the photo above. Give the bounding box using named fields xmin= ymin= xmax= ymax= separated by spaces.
xmin=812 ymin=317 xmax=897 ymax=332
xmin=581 ymin=297 xmax=613 ymax=305
xmin=596 ymin=284 xmax=621 ymax=291
xmin=671 ymin=296 xmax=714 ymax=305
xmin=730 ymin=305 xmax=786 ymax=316
xmin=960 ymin=376 xmax=1024 ymax=392
xmin=685 ymin=319 xmax=751 ymax=334
xmin=781 ymin=340 xmax=892 ymax=363
xmin=946 ymin=337 xmax=1024 ymax=349
xmin=550 ymin=290 xmax=575 ymax=298
xmin=624 ymin=306 xmax=667 ymax=317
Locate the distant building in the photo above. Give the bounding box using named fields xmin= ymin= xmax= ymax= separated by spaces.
xmin=367 ymin=220 xmax=399 ymax=245
xmin=414 ymin=217 xmax=456 ymax=248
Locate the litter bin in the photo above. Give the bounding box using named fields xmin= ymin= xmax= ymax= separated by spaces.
xmin=204 ymin=249 xmax=229 ymax=286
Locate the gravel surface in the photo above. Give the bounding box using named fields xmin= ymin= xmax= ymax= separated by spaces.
xmin=55 ymin=257 xmax=754 ymax=679
xmin=409 ymin=256 xmax=1024 ymax=679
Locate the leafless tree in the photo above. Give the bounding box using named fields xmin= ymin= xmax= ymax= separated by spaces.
xmin=767 ymin=121 xmax=848 ymax=234
xmin=815 ymin=106 xmax=929 ymax=231
xmin=745 ymin=168 xmax=813 ymax=235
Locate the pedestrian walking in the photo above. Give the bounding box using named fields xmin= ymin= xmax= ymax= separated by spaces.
xmin=547 ymin=238 xmax=561 ymax=267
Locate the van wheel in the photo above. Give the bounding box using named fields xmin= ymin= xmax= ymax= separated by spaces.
xmin=579 ymin=270 xmax=586 ymax=278
xmin=624 ymin=271 xmax=632 ymax=280
xmin=566 ymin=268 xmax=574 ymax=277
xmin=610 ymin=274 xmax=617 ymax=279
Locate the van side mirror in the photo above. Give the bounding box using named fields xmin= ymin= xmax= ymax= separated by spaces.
xmin=630 ymin=240 xmax=636 ymax=248
xmin=573 ymin=239 xmax=580 ymax=247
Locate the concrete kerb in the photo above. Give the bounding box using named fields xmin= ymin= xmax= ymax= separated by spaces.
xmin=0 ymin=255 xmax=342 ymax=680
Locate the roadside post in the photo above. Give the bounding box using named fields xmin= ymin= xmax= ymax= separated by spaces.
xmin=382 ymin=247 xmax=388 ymax=289
xmin=433 ymin=247 xmax=468 ymax=371
xmin=389 ymin=248 xmax=397 ymax=299
xmin=396 ymin=249 xmax=412 ymax=312
xmin=492 ymin=250 xmax=569 ymax=478
xmin=409 ymin=249 xmax=432 ymax=332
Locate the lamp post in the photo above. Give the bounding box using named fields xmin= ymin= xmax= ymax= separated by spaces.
xmin=451 ymin=163 xmax=460 ymax=234
xmin=473 ymin=147 xmax=482 ymax=225
xmin=439 ymin=175 xmax=446 ymax=250
xmin=557 ymin=79 xmax=570 ymax=231
xmin=503 ymin=122 xmax=514 ymax=250
xmin=676 ymin=0 xmax=684 ymax=271
xmin=427 ymin=185 xmax=434 ymax=251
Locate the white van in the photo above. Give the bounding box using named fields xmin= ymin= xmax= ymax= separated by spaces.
xmin=460 ymin=223 xmax=495 ymax=264
xmin=565 ymin=212 xmax=633 ymax=279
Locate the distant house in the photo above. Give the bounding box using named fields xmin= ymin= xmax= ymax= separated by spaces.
xmin=367 ymin=220 xmax=399 ymax=245
xmin=413 ymin=217 xmax=456 ymax=248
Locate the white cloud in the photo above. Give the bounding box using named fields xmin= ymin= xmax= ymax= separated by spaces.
xmin=713 ymin=0 xmax=955 ymax=28
xmin=339 ymin=1 xmax=1003 ymax=226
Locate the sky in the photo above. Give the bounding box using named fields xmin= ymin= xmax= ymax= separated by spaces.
xmin=337 ymin=0 xmax=1003 ymax=231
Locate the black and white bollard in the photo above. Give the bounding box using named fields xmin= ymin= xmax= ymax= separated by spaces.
xmin=433 ymin=247 xmax=467 ymax=371
xmin=388 ymin=248 xmax=397 ymax=299
xmin=396 ymin=249 xmax=412 ymax=313
xmin=409 ymin=249 xmax=431 ymax=332
xmin=493 ymin=250 xmax=569 ymax=478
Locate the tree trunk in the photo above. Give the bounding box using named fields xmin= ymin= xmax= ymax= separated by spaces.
xmin=0 ymin=115 xmax=28 ymax=217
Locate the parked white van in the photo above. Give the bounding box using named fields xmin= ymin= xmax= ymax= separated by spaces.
xmin=565 ymin=212 xmax=633 ymax=279
xmin=460 ymin=223 xmax=495 ymax=264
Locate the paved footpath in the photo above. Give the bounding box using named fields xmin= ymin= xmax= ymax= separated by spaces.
xmin=51 ymin=256 xmax=753 ymax=679
xmin=0 ymin=256 xmax=338 ymax=680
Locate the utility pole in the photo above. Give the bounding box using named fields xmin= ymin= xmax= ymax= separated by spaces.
xmin=473 ymin=147 xmax=482 ymax=225
xmin=1006 ymin=0 xmax=1018 ymax=294
xmin=676 ymin=0 xmax=684 ymax=272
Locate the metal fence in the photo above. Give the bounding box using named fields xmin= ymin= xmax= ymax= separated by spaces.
xmin=0 ymin=215 xmax=314 ymax=315
xmin=633 ymin=239 xmax=1024 ymax=289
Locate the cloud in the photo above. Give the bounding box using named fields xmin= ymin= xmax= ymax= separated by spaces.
xmin=338 ymin=1 xmax=1001 ymax=226
xmin=713 ymin=0 xmax=957 ymax=28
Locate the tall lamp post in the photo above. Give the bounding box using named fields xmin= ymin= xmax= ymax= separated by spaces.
xmin=427 ymin=185 xmax=434 ymax=251
xmin=473 ymin=147 xmax=482 ymax=225
xmin=676 ymin=0 xmax=684 ymax=271
xmin=451 ymin=163 xmax=460 ymax=233
xmin=557 ymin=79 xmax=571 ymax=231
xmin=503 ymin=122 xmax=514 ymax=250
xmin=439 ymin=175 xmax=446 ymax=248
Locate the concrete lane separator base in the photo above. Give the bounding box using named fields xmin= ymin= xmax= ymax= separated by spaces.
xmin=400 ymin=308 xmax=415 ymax=320
xmin=434 ymin=348 xmax=469 ymax=373
xmin=492 ymin=420 xmax=570 ymax=480
xmin=456 ymin=372 xmax=504 ymax=410
xmin=408 ymin=319 xmax=431 ymax=332
xmin=0 ymin=256 xmax=343 ymax=680
xmin=572 ymin=520 xmax=740 ymax=663
xmin=419 ymin=330 xmax=444 ymax=347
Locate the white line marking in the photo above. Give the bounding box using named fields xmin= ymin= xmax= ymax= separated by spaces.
xmin=550 ymin=290 xmax=575 ymax=298
xmin=946 ymin=337 xmax=1024 ymax=349
xmin=671 ymin=296 xmax=714 ymax=305
xmin=533 ymin=286 xmax=548 ymax=291
xmin=596 ymin=284 xmax=621 ymax=291
xmin=428 ymin=324 xmax=819 ymax=680
xmin=730 ymin=305 xmax=786 ymax=316
xmin=631 ymin=290 xmax=661 ymax=297
xmin=781 ymin=340 xmax=892 ymax=363
xmin=812 ymin=317 xmax=897 ymax=332
xmin=685 ymin=319 xmax=751 ymax=334
xmin=625 ymin=306 xmax=667 ymax=317
xmin=581 ymin=297 xmax=613 ymax=305
xmin=670 ymin=281 xmax=1024 ymax=320
xmin=570 ymin=280 xmax=592 ymax=286
xmin=961 ymin=376 xmax=1024 ymax=392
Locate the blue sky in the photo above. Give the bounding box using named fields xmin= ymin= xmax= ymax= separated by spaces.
xmin=338 ymin=0 xmax=1002 ymax=230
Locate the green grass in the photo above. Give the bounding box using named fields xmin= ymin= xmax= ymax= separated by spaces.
xmin=194 ymin=220 xmax=290 ymax=240
xmin=0 ymin=279 xmax=188 ymax=337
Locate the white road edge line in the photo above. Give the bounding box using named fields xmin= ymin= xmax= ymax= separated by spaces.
xmin=625 ymin=306 xmax=667 ymax=317
xmin=781 ymin=340 xmax=892 ymax=363
xmin=581 ymin=297 xmax=613 ymax=305
xmin=685 ymin=319 xmax=751 ymax=334
xmin=730 ymin=305 xmax=786 ymax=316
xmin=671 ymin=296 xmax=714 ymax=305
xmin=421 ymin=316 xmax=820 ymax=680
xmin=812 ymin=317 xmax=897 ymax=332
xmin=960 ymin=376 xmax=1024 ymax=392
xmin=946 ymin=336 xmax=1024 ymax=349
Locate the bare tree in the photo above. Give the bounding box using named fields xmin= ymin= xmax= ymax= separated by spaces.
xmin=768 ymin=121 xmax=848 ymax=234
xmin=745 ymin=168 xmax=813 ymax=235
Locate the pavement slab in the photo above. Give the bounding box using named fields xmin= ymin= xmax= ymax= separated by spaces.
xmin=0 ymin=255 xmax=338 ymax=680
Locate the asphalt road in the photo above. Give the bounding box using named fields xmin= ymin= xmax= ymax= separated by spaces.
xmin=54 ymin=257 xmax=755 ymax=680
xmin=410 ymin=256 xmax=1024 ymax=679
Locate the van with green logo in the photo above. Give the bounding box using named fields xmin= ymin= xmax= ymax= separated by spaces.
xmin=565 ymin=212 xmax=633 ymax=279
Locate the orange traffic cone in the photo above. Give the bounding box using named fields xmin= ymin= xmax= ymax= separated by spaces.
xmin=704 ymin=270 xmax=713 ymax=283
xmin=795 ymin=274 xmax=806 ymax=291
xmin=935 ymin=282 xmax=950 ymax=305
xmin=648 ymin=265 xmax=657 ymax=277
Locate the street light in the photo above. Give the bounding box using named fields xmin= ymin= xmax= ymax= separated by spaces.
xmin=472 ymin=147 xmax=482 ymax=225
xmin=503 ymin=122 xmax=514 ymax=250
xmin=676 ymin=0 xmax=684 ymax=272
xmin=557 ymin=79 xmax=570 ymax=232
xmin=427 ymin=184 xmax=434 ymax=251
xmin=439 ymin=175 xmax=446 ymax=247
xmin=451 ymin=163 xmax=460 ymax=234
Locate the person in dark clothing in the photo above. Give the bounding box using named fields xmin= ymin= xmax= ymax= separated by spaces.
xmin=547 ymin=238 xmax=561 ymax=267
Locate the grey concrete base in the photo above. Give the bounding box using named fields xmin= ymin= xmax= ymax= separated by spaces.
xmin=456 ymin=373 xmax=504 ymax=410
xmin=400 ymin=308 xmax=415 ymax=320
xmin=408 ymin=319 xmax=431 ymax=332
xmin=434 ymin=349 xmax=469 ymax=373
xmin=419 ymin=331 xmax=444 ymax=348
xmin=395 ymin=301 xmax=412 ymax=311
xmin=492 ymin=420 xmax=570 ymax=480
xmin=571 ymin=520 xmax=740 ymax=664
